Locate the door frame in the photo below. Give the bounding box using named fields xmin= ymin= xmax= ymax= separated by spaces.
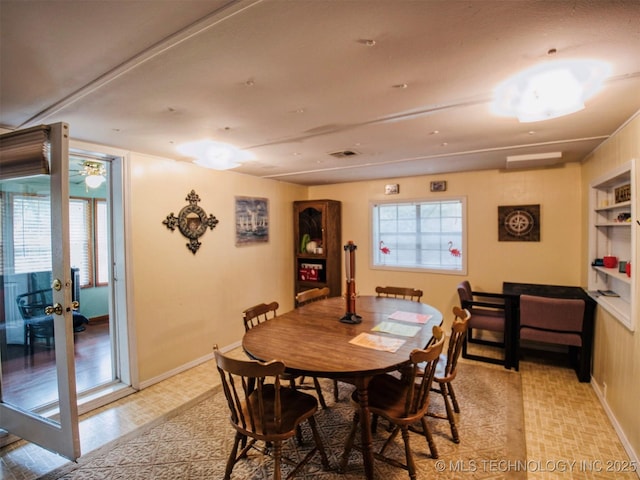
xmin=0 ymin=130 xmax=137 ymax=459
xmin=0 ymin=122 xmax=80 ymax=460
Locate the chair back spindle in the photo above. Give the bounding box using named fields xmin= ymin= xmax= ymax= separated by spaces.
xmin=375 ymin=286 xmax=423 ymax=302
xmin=443 ymin=306 xmax=471 ymax=379
xmin=242 ymin=301 xmax=279 ymax=332
xmin=295 ymin=287 xmax=330 ymax=307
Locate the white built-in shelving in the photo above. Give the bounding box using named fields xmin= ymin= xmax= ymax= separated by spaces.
xmin=588 ymin=160 xmax=637 ymax=331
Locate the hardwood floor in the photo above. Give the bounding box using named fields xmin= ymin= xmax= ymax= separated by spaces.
xmin=0 ymin=321 xmax=111 ymax=411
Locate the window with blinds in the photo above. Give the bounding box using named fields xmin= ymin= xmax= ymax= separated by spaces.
xmin=13 ymin=194 xmax=52 ymax=274
xmin=371 ymin=198 xmax=467 ymax=274
xmin=10 ymin=193 xmax=107 ymax=287
xmin=69 ymin=198 xmax=92 ymax=286
xmin=0 ymin=125 xmax=51 ymax=180
xmin=95 ymin=200 xmax=109 ymax=285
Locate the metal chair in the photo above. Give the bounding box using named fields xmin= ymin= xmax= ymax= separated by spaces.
xmin=16 ymin=288 xmax=89 ymax=359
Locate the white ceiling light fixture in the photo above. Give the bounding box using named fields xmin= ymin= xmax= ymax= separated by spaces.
xmin=492 ymin=59 xmax=611 ymax=123
xmin=82 ymin=161 xmax=106 ymax=188
xmin=176 ymin=140 xmax=253 ymax=170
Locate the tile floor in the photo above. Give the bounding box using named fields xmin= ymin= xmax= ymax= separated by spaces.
xmin=1 ymin=346 xmax=637 ymax=480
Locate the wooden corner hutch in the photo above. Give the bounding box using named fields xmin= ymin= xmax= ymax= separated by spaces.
xmin=293 ymin=200 xmax=342 ymax=299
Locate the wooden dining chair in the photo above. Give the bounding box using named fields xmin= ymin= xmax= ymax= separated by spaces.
xmin=294 ymin=287 xmax=330 ymax=307
xmin=243 ymin=301 xmax=281 ymax=332
xmin=426 ymin=306 xmax=471 ymax=444
xmin=243 ymin=301 xmax=328 ymax=408
xmin=294 ymin=287 xmax=338 ymax=402
xmin=214 ymin=346 xmax=329 ymax=480
xmin=339 ymin=325 xmax=446 ymax=479
xmin=375 ymin=286 xmax=423 ymax=302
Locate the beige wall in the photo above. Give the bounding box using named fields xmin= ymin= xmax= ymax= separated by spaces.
xmin=309 ymin=163 xmax=584 ymax=329
xmin=580 ymin=113 xmax=640 ymax=461
xmin=115 ymin=113 xmax=638 ymax=462
xmin=128 ymin=153 xmax=305 ymax=381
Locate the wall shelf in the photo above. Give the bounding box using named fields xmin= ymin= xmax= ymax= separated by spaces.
xmin=591 ymin=266 xmax=632 ymax=285
xmin=588 ymin=160 xmax=637 ymax=332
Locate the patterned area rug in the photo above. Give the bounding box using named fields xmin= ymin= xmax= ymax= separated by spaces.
xmin=40 ymin=362 xmax=525 ymax=479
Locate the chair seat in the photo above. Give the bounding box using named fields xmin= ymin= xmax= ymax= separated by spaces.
xmin=520 ymin=327 xmax=582 ymax=347
xmin=468 ymin=308 xmax=504 ymax=331
xmin=27 ymin=312 xmax=89 ymax=335
xmin=243 ymin=385 xmax=319 ymax=438
xmin=26 ymin=316 xmax=54 ymax=335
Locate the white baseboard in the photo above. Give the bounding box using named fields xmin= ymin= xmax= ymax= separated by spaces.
xmin=591 ymin=378 xmax=640 ymax=478
xmin=138 ymin=340 xmax=242 ymax=390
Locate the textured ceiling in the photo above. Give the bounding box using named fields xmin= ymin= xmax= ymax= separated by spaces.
xmin=1 ymin=0 xmax=639 ymax=185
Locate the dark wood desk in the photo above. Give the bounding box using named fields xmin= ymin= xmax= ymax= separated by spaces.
xmin=242 ymin=296 xmax=443 ymax=480
xmin=503 ymin=282 xmax=597 ymax=382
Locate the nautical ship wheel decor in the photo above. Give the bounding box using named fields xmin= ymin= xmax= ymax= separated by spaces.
xmin=498 ymin=204 xmax=540 ymax=242
xmin=163 ymin=190 xmax=219 ymax=254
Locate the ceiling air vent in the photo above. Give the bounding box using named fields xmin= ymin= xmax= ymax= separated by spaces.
xmin=329 ymin=150 xmax=359 ymax=158
xmin=506 ymin=152 xmax=562 ymax=169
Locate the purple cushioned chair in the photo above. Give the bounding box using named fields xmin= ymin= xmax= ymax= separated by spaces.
xmin=457 ymin=280 xmax=509 ymax=367
xmin=517 ymin=294 xmax=586 ymax=380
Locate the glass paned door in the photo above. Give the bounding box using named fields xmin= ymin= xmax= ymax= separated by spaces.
xmin=0 ymin=124 xmax=80 ymax=460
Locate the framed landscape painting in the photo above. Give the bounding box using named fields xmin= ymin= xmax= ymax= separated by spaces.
xmin=235 ymin=196 xmax=269 ymax=245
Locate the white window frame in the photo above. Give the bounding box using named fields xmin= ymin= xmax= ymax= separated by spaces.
xmin=371 ymin=197 xmax=467 ymax=275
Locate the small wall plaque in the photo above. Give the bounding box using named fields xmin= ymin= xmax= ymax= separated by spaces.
xmin=430 ymin=180 xmax=447 ymax=192
xmin=385 ymin=184 xmax=399 ymax=195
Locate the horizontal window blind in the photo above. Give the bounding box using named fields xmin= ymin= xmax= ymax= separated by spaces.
xmin=13 ymin=194 xmax=52 ymax=273
xmin=95 ymin=200 xmax=109 ymax=285
xmin=0 ymin=125 xmax=51 ymax=180
xmin=69 ymin=198 xmax=91 ymax=286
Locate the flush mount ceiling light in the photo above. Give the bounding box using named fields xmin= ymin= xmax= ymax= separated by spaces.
xmin=176 ymin=140 xmax=253 ymax=170
xmin=82 ymin=161 xmax=106 ymax=188
xmin=492 ymin=59 xmax=611 ymax=122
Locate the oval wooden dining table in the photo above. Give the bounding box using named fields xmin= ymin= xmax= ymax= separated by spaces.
xmin=242 ymin=295 xmax=443 ymax=479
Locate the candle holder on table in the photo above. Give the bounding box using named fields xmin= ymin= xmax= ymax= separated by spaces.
xmin=340 ymin=241 xmax=362 ymax=324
